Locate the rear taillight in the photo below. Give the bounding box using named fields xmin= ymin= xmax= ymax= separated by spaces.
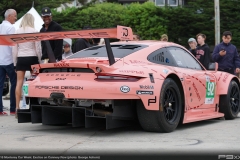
xmin=95 ymin=73 xmax=140 ymax=81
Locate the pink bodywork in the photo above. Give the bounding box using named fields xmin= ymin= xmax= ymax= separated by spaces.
xmin=0 ymin=26 xmax=236 ymax=125
xmin=24 ymin=40 xmax=238 ymax=124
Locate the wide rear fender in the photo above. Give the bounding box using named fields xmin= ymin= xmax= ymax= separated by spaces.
xmin=214 ymin=72 xmax=240 ymax=95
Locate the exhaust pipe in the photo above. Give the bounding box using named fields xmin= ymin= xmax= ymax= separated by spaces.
xmin=53 ymin=98 xmax=72 ymax=106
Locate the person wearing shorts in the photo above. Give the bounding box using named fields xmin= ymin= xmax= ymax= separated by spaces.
xmin=12 ymin=13 xmax=42 ymax=117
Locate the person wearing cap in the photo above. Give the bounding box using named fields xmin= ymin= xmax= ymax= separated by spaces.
xmin=212 ymin=31 xmax=240 ymax=75
xmin=188 ymin=38 xmax=197 ymax=57
xmin=196 ymin=33 xmax=210 ymax=70
xmin=40 ymin=7 xmax=63 ymax=63
xmin=62 ymin=42 xmax=73 ymax=59
xmin=160 ymin=34 xmax=168 ymax=42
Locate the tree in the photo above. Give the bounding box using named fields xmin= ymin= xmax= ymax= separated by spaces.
xmin=0 ymin=0 xmax=72 ymax=22
xmin=121 ymin=2 xmax=167 ymax=40
xmin=186 ymin=0 xmax=240 ymax=48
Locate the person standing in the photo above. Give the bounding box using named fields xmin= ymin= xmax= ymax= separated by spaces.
xmin=212 ymin=31 xmax=240 ymax=75
xmin=72 ymin=26 xmax=92 ymax=53
xmin=160 ymin=34 xmax=168 ymax=42
xmin=188 ymin=38 xmax=197 ymax=57
xmin=133 ymin=33 xmax=140 ymax=41
xmin=196 ymin=33 xmax=210 ymax=70
xmin=12 ymin=13 xmax=42 ymax=115
xmin=62 ymin=42 xmax=73 ymax=59
xmin=40 ymin=7 xmax=63 ymax=63
xmin=0 ymin=9 xmax=17 ymax=116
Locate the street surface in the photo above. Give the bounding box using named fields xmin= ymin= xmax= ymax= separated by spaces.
xmin=0 ymin=99 xmax=240 ymax=159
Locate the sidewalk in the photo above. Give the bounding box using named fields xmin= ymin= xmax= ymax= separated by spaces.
xmin=2 ymin=99 xmax=29 ymax=114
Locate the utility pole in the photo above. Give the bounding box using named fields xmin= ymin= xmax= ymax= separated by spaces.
xmin=214 ymin=0 xmax=220 ymax=45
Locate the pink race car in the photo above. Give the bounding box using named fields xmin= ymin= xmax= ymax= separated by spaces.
xmin=1 ymin=26 xmax=239 ymax=133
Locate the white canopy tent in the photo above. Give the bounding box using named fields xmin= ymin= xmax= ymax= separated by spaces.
xmin=13 ymin=7 xmax=43 ymax=32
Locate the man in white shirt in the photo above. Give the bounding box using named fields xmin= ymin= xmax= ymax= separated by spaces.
xmin=0 ymin=9 xmax=17 ymax=116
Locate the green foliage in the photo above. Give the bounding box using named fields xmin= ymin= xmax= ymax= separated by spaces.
xmin=0 ymin=0 xmax=72 ymax=23
xmin=75 ymin=3 xmax=124 ymax=29
xmin=1 ymin=0 xmax=240 ymax=48
xmin=187 ymin=0 xmax=240 ymax=47
xmin=219 ymin=0 xmax=240 ymax=46
xmin=53 ymin=2 xmax=167 ymax=40
xmin=186 ymin=0 xmax=214 ymax=47
xmin=52 ymin=7 xmax=80 ymax=30
xmin=121 ymin=2 xmax=166 ymax=40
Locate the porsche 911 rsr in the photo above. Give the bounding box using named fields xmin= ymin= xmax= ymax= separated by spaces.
xmin=0 ymin=26 xmax=239 ymax=133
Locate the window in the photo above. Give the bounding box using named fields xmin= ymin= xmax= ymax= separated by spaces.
xmin=147 ymin=48 xmax=177 ymax=67
xmin=67 ymin=44 xmax=148 ymax=59
xmin=167 ymin=47 xmax=202 ymax=70
xmin=155 ymin=0 xmax=165 ymax=6
xmin=168 ymin=0 xmax=178 ymax=6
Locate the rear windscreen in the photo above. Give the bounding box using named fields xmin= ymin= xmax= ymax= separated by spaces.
xmin=67 ymin=44 xmax=148 ymax=59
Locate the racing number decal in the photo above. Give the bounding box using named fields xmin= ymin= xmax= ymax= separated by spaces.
xmin=22 ymin=83 xmax=29 ymax=96
xmin=205 ymin=76 xmax=215 ymax=104
xmin=123 ymin=28 xmax=128 ymax=37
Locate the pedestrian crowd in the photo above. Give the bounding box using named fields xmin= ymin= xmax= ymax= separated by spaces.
xmin=0 ymin=7 xmax=239 ymax=118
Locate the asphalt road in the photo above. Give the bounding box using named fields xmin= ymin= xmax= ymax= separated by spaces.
xmin=1 ymin=99 xmax=240 ymax=159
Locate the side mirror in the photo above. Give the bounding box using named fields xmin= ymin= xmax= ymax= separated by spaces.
xmin=208 ymin=62 xmax=218 ymax=72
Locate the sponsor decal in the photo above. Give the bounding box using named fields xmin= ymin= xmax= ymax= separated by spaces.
xmin=35 ymin=86 xmax=83 ymax=90
xmin=119 ymin=70 xmax=144 ymax=74
xmin=129 ymin=60 xmax=150 ymax=64
xmin=136 ymin=91 xmax=153 ymax=95
xmin=49 ymin=90 xmax=65 ymax=93
xmin=192 ymin=82 xmax=201 ymax=101
xmin=139 ymin=85 xmax=154 ymax=89
xmin=54 ymin=63 xmax=70 ymax=67
xmin=46 ymin=74 xmax=78 ymax=76
xmin=10 ymin=32 xmax=111 ymax=43
xmin=165 ymin=58 xmax=170 ymax=63
xmin=148 ymin=96 xmax=156 ymax=106
xmin=205 ymin=76 xmax=215 ymax=104
xmin=22 ymin=83 xmax=29 ymax=96
xmin=162 ymin=69 xmax=168 ymax=74
xmin=122 ymin=28 xmax=128 ymax=37
xmin=177 ymin=61 xmax=183 ymax=66
xmin=120 ymin=86 xmax=130 ymax=93
xmin=56 ymin=78 xmax=66 ymax=80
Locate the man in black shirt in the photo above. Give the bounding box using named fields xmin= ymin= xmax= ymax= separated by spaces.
xmin=72 ymin=38 xmax=91 ymax=53
xmin=40 ymin=7 xmax=63 ymax=62
xmin=196 ymin=33 xmax=210 ymax=70
xmin=72 ymin=26 xmax=91 ymax=53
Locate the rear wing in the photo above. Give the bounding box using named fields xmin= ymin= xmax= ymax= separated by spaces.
xmin=0 ymin=25 xmax=133 ymax=46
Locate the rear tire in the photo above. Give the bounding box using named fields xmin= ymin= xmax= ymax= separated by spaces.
xmin=137 ymin=78 xmax=182 ymax=133
xmin=219 ymin=80 xmax=240 ymax=120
